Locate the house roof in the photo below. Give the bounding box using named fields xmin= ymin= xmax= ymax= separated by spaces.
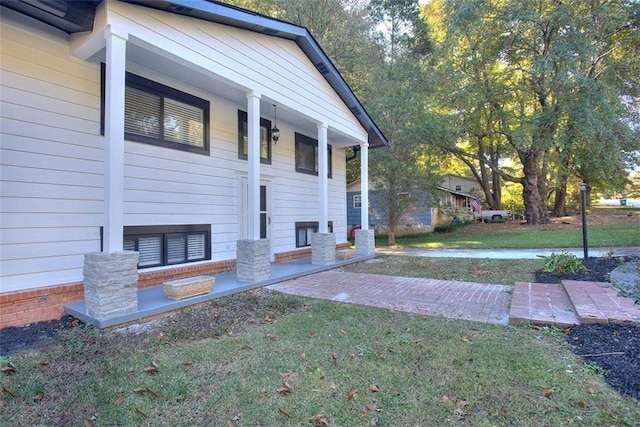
xmin=1 ymin=0 xmax=390 ymax=148
xmin=437 ymin=186 xmax=475 ymax=199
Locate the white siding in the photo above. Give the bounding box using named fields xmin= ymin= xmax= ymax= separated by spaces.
xmin=1 ymin=10 xmax=104 ymax=293
xmin=1 ymin=2 xmax=354 ymax=294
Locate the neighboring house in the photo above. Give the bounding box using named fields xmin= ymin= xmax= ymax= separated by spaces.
xmin=346 ymin=180 xmax=436 ymax=236
xmin=440 ymin=174 xmax=481 ymax=196
xmin=0 ymin=0 xmax=388 ymax=327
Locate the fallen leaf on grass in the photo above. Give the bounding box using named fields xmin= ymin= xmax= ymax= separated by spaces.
xmin=369 ymin=384 xmax=379 ymax=392
xmin=340 ymin=330 xmax=348 ymax=335
xmin=183 ymin=361 xmax=193 ymax=366
xmin=277 ymin=407 xmax=294 ymax=418
xmin=226 ymin=421 xmax=238 ymax=427
xmin=276 ymin=387 xmax=291 ymax=394
xmin=1 ymin=366 xmax=16 ymax=374
xmin=364 ymin=403 xmax=382 ymax=412
xmin=144 ymin=365 xmax=159 ymax=374
xmin=133 ymin=387 xmax=159 ymax=397
xmin=390 ymin=389 xmax=400 ymax=396
xmin=542 ymin=388 xmax=554 ymax=398
xmin=2 ymin=386 xmax=17 ymax=398
xmin=40 ymin=361 xmax=50 ymax=367
xmin=134 ymin=407 xmax=149 ymax=418
xmin=348 ymin=388 xmax=358 ymax=400
xmin=176 ymin=394 xmax=187 ymax=402
xmin=456 ymin=399 xmax=469 ymax=408
xmin=33 ymin=393 xmax=44 ymax=402
xmin=308 ymin=413 xmax=329 ymax=426
xmin=308 ymin=331 xmax=317 ymax=338
xmin=331 ymin=354 xmax=338 ymax=363
xmin=586 ymin=388 xmax=596 ymax=395
xmin=83 ymin=420 xmax=96 ymax=427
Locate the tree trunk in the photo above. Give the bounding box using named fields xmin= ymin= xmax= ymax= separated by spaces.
xmin=552 ymin=151 xmax=570 ymax=217
xmin=552 ymin=187 xmax=567 ymax=217
xmin=522 ymin=150 xmax=548 ymax=224
xmin=387 ymin=211 xmax=397 ymax=246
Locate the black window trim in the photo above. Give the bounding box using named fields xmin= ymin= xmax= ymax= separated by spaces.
xmin=295 ymin=221 xmax=334 ymax=248
xmin=294 ymin=132 xmax=332 ymax=178
xmin=100 ymin=63 xmax=210 ymax=155
xmin=237 ymin=110 xmax=272 ymax=164
xmin=122 ymin=224 xmax=211 ymax=269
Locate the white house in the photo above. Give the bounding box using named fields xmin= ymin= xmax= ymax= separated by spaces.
xmin=0 ymin=0 xmax=388 ymax=327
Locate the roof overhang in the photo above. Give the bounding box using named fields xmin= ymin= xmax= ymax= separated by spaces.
xmin=1 ymin=0 xmax=390 ymax=148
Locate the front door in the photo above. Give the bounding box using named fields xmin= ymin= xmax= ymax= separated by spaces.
xmin=239 ymin=177 xmax=270 ymax=242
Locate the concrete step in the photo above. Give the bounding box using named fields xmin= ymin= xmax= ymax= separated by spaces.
xmin=562 ymin=280 xmax=640 ymax=325
xmin=509 ymin=282 xmax=579 ymax=327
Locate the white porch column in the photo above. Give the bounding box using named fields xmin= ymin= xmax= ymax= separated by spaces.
xmin=103 ymin=25 xmax=128 ymax=252
xmin=247 ymin=91 xmax=261 ymax=240
xmin=317 ymin=123 xmax=329 ymax=233
xmin=236 ymin=91 xmax=270 ymax=282
xmin=355 ymin=141 xmax=375 ymax=256
xmin=311 ymin=123 xmax=335 ymax=265
xmin=360 ymin=142 xmax=369 ymax=230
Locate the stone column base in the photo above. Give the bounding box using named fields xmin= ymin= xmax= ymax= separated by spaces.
xmin=83 ymin=251 xmax=139 ymax=320
xmin=236 ymin=239 xmax=271 ymax=282
xmin=355 ymin=229 xmax=375 ymax=256
xmin=312 ymin=233 xmax=336 ymax=265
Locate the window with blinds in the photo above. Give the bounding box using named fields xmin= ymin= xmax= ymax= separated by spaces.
xmin=122 ymin=225 xmax=210 ymax=269
xmin=103 ymin=66 xmax=210 ymax=154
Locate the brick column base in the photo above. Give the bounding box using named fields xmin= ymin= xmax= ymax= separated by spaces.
xmin=83 ymin=251 xmax=139 ymax=320
xmin=236 ymin=239 xmax=271 ymax=282
xmin=355 ymin=229 xmax=375 ymax=256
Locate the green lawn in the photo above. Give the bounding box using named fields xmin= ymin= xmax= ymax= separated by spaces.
xmin=2 ymin=297 xmax=638 ymax=426
xmin=378 ymin=222 xmax=640 ymax=249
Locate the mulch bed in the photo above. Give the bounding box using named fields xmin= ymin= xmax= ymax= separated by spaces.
xmin=534 ymin=256 xmax=639 ymax=401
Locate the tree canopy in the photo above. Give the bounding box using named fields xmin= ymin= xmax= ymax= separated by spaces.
xmin=223 ymin=0 xmax=640 ymax=227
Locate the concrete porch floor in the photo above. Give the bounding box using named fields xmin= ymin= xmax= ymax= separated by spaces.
xmin=65 ymin=254 xmax=372 ymax=328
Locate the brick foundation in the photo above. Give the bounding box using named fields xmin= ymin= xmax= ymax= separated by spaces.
xmin=0 ymin=282 xmax=84 ymax=329
xmin=0 ymin=260 xmax=236 ymax=329
xmin=0 ymin=244 xmax=351 ymax=329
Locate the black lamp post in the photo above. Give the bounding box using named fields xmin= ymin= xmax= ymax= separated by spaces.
xmin=580 ymin=182 xmax=588 ymax=259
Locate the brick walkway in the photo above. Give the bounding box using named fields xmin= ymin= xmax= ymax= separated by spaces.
xmin=268 ymin=271 xmax=511 ymax=325
xmin=268 ymin=272 xmax=640 ymax=327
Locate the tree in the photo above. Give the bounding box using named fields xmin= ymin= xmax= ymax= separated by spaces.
xmin=363 ymin=0 xmax=441 ymax=245
xmin=426 ymin=0 xmax=640 ymax=224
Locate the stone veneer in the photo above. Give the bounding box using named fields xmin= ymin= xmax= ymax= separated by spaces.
xmin=311 ymin=233 xmax=336 ymax=265
xmin=83 ymin=251 xmax=139 ymax=320
xmin=236 ymin=239 xmax=271 ymax=282
xmin=355 ymin=229 xmax=376 ymax=256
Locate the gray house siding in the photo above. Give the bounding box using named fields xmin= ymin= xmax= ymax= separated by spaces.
xmin=346 ymin=189 xmax=433 ymax=229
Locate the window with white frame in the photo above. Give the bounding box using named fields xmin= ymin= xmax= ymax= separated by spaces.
xmin=122 ymin=225 xmax=211 ymax=268
xmin=101 ymin=65 xmax=210 ymax=154
xmin=295 ymin=132 xmax=332 ymax=177
xmin=353 ymin=194 xmax=362 ymax=209
xmin=237 ymin=110 xmax=272 ymax=164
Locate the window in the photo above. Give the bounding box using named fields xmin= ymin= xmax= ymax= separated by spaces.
xmin=101 ymin=65 xmax=210 ymax=154
xmin=238 ymin=110 xmax=272 ymax=164
xmin=295 ymin=133 xmax=332 ymax=177
xmin=295 ymin=221 xmax=334 ymax=248
xmin=122 ymin=225 xmax=211 ymax=268
xmin=353 ymin=195 xmax=362 ymax=209
xmin=455 ymin=185 xmax=462 ymax=191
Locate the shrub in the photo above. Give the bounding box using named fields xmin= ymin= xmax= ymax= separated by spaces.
xmin=538 ymin=252 xmax=586 ymax=275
